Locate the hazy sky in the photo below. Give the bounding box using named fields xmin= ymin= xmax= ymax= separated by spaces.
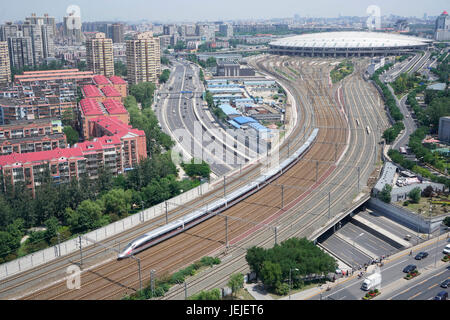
xmin=1 ymin=0 xmax=448 ymax=23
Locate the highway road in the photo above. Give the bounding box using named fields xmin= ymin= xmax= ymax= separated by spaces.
xmin=309 ymin=234 xmax=450 ymax=300
xmin=156 ymin=59 xmax=262 ymax=178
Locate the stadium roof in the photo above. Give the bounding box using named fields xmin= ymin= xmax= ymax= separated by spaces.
xmin=270 ymin=32 xmax=431 ymax=49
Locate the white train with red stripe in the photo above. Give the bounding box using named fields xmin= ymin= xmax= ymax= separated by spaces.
xmin=118 ymin=128 xmax=319 ymax=259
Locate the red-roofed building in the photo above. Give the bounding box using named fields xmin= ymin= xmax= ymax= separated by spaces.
xmin=82 ymin=85 xmax=103 ymax=103
xmin=78 ymin=98 xmax=130 ymax=139
xmin=109 ymin=76 xmax=127 ymax=97
xmin=0 ymin=147 xmax=86 ymax=195
xmin=0 ymin=116 xmax=147 ymax=194
xmin=79 ymin=98 xmax=104 ymax=138
xmin=102 ymin=99 xmax=129 ymax=124
xmin=93 ymin=75 xmax=111 ymax=87
xmin=101 ymin=86 xmax=122 ymax=102
xmin=88 ymin=116 xmax=146 ymax=169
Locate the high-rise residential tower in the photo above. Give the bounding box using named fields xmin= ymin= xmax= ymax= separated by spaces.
xmin=126 ymin=32 xmax=161 ymax=85
xmin=0 ymin=41 xmax=11 ymax=84
xmin=86 ymin=32 xmax=114 ymax=77
xmin=111 ymin=24 xmax=125 ymax=43
xmin=8 ymin=36 xmax=34 ymax=69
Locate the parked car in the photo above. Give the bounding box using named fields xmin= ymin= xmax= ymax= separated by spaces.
xmin=434 ymin=291 xmax=448 ymax=300
xmin=403 ymin=264 xmax=417 ymax=273
xmin=414 ymin=252 xmax=428 ymax=260
xmin=440 ymin=279 xmax=450 ymax=288
xmin=444 ymin=244 xmax=450 ymax=255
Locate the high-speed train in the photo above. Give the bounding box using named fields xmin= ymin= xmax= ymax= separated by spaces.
xmin=117 ymin=128 xmax=319 ymax=259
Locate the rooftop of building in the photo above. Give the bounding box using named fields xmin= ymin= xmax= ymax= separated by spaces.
xmin=93 ymin=75 xmax=111 ymax=86
xmin=270 ymin=31 xmax=432 ymax=49
xmin=0 ymin=118 xmax=60 ymax=128
xmin=83 ymin=85 xmax=103 ymax=98
xmin=101 ymin=86 xmax=121 ymax=97
xmin=233 ymin=116 xmax=258 ymax=125
xmin=15 ymin=69 xmax=94 ymax=83
xmin=109 ymin=76 xmax=127 ymax=85
xmin=80 ymin=98 xmax=103 ymax=117
xmin=0 ymin=148 xmax=84 ymax=167
xmin=0 ymin=133 xmax=66 ymax=143
xmin=89 ymin=116 xmax=145 ymax=138
xmin=102 ymin=99 xmax=128 ymax=115
xmin=218 ymin=104 xmax=241 ymax=116
xmin=374 ymin=161 xmax=398 ymax=192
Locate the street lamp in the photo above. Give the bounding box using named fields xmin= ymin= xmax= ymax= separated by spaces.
xmin=289 ymin=268 xmax=299 ymax=300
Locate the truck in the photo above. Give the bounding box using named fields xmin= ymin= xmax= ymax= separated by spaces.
xmin=361 ymin=273 xmax=381 ymax=291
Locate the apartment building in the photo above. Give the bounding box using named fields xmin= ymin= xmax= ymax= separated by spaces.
xmin=78 ymin=98 xmax=129 ymax=139
xmin=0 ymin=41 xmax=11 ymax=84
xmin=86 ymin=32 xmax=114 ymax=77
xmin=126 ymin=32 xmax=161 ymax=85
xmin=0 ymin=118 xmax=65 ymax=155
xmin=0 ymin=116 xmax=146 ymax=194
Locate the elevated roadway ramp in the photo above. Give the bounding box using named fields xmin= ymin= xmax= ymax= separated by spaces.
xmin=351 ymin=215 xmax=412 ymax=249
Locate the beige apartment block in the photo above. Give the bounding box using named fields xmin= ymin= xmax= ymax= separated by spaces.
xmin=126 ymin=31 xmax=161 ymax=85
xmin=0 ymin=41 xmax=11 ymax=84
xmin=86 ymin=32 xmax=115 ymax=77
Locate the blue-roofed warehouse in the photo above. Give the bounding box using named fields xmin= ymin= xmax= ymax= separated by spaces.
xmin=218 ymin=104 xmax=241 ymax=117
xmin=233 ymin=116 xmax=257 ymax=125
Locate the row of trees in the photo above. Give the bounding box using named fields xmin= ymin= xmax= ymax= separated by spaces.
xmin=0 ymin=150 xmax=202 ymax=262
xmin=371 ymin=63 xmax=405 ymax=144
xmin=245 ymin=238 xmax=336 ymax=296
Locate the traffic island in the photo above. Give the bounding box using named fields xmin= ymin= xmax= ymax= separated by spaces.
xmin=362 ymin=289 xmax=381 ymax=300
xmin=404 ymin=270 xmax=420 ymax=280
xmin=442 ymin=255 xmax=450 ymax=262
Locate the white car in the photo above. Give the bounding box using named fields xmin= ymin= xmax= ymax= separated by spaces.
xmin=443 ymin=244 xmax=450 ymax=255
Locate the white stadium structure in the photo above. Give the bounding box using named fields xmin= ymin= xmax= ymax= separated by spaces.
xmin=269 ymin=31 xmax=432 ymax=57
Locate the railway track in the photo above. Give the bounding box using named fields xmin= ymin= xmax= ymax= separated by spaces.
xmin=1 ymin=55 xmax=310 ymax=300
xmin=19 ymin=55 xmax=344 ymax=300
xmin=12 ymin=55 xmax=386 ymax=300
xmin=161 ymin=57 xmax=387 ymax=300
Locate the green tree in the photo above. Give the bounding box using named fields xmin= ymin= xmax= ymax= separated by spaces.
xmin=181 ymin=159 xmax=211 ymax=180
xmin=189 ymin=288 xmax=221 ymax=300
xmin=101 ymin=188 xmax=132 ymax=218
xmin=408 ymin=187 xmax=422 ymax=204
xmin=129 ymin=82 xmax=156 ymax=108
xmin=245 ymin=246 xmax=267 ymax=279
xmin=0 ymin=231 xmax=20 ymax=260
xmin=260 ymin=260 xmax=282 ymax=289
xmin=228 ymin=273 xmax=244 ymax=298
xmin=66 ymin=200 xmax=105 ymax=233
xmin=63 ymin=126 xmax=79 ymax=146
xmin=379 ymin=184 xmax=392 ymax=203
xmin=61 ymin=109 xmax=76 ymax=127
xmin=114 ymin=61 xmax=127 ymax=77
xmin=159 ymin=69 xmax=171 ymax=84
